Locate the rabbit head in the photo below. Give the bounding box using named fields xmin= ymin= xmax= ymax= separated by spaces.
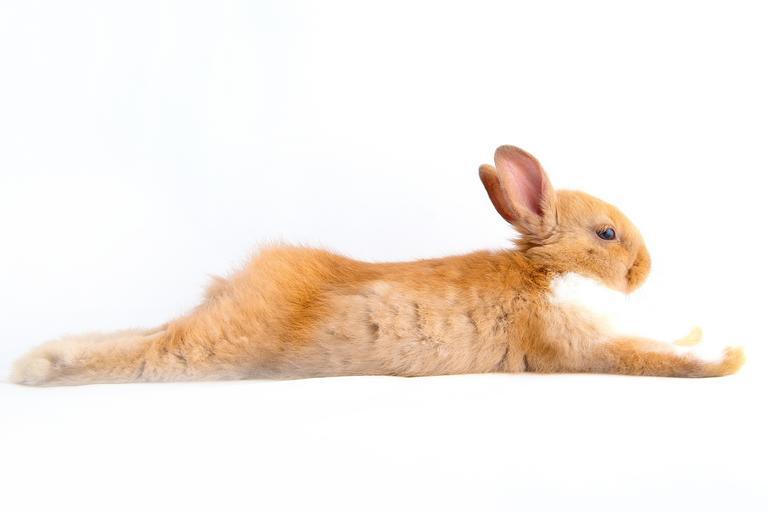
xmin=479 ymin=145 xmax=650 ymax=293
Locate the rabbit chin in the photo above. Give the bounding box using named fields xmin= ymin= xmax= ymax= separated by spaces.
xmin=572 ymin=270 xmax=636 ymax=295
xmin=595 ymin=260 xmax=649 ymax=294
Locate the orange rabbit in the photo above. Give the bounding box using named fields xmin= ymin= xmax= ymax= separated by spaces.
xmin=11 ymin=146 xmax=744 ymax=385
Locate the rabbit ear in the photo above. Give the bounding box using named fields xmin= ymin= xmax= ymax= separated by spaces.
xmin=479 ymin=146 xmax=556 ymax=237
xmin=479 ymin=164 xmax=518 ymax=224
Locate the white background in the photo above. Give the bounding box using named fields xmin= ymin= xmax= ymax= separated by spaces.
xmin=1 ymin=1 xmax=766 ymax=511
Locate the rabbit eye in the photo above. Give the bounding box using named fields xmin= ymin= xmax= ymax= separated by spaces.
xmin=597 ymin=227 xmax=616 ymax=241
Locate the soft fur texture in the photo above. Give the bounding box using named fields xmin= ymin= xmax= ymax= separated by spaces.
xmin=11 ymin=145 xmax=744 ymax=386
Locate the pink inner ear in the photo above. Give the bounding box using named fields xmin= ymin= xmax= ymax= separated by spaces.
xmin=494 ymin=146 xmax=547 ymax=217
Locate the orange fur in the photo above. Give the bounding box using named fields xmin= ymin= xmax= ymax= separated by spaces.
xmin=10 ymin=145 xmax=744 ymax=385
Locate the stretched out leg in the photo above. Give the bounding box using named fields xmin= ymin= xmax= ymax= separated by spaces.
xmin=581 ymin=336 xmax=745 ymax=378
xmin=10 ymin=318 xmax=270 ymax=386
xmin=11 ymin=328 xmax=162 ymax=386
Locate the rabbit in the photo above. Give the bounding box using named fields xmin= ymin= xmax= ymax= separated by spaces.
xmin=10 ymin=145 xmax=745 ymax=386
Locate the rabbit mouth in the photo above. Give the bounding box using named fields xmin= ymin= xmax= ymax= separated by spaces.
xmin=625 ymin=265 xmax=643 ymax=292
xmin=625 ymin=248 xmax=651 ymax=292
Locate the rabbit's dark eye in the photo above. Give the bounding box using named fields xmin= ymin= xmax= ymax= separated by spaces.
xmin=597 ymin=227 xmax=616 ymax=241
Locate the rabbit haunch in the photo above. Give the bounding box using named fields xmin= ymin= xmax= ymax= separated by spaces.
xmin=10 ymin=145 xmax=744 ymax=385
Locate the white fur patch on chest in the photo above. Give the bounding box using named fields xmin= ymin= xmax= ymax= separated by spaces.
xmin=547 ymin=274 xmax=727 ymax=364
xmin=549 ymin=272 xmax=644 ymax=335
xmin=547 ymin=272 xmax=628 ymax=327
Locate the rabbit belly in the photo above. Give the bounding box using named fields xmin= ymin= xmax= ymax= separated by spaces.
xmin=293 ymin=280 xmax=511 ymax=377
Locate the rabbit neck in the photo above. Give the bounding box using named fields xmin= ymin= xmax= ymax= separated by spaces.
xmin=510 ymin=249 xmax=570 ymax=293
